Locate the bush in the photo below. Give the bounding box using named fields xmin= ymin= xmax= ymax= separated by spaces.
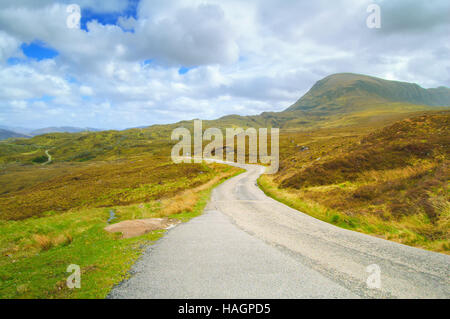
xmin=331 ymin=215 xmax=340 ymax=223
xmin=31 ymin=156 xmax=48 ymax=163
xmin=353 ymin=185 xmax=377 ymax=200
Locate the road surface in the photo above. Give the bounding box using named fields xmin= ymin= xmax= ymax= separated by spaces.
xmin=43 ymin=150 xmax=52 ymax=165
xmin=109 ymin=162 xmax=450 ymax=299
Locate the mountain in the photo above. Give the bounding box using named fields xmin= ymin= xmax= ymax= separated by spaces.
xmin=200 ymin=74 xmax=449 ymax=130
xmin=0 ymin=129 xmax=30 ymax=140
xmin=0 ymin=126 xmax=33 ymax=135
xmin=205 ymin=73 xmax=450 ymax=130
xmin=30 ymin=126 xmax=101 ymax=136
xmin=110 ymin=74 xmax=450 ymax=133
xmin=285 ymin=73 xmax=450 ymax=113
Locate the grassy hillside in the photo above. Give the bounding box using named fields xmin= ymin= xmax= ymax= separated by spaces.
xmin=0 ymin=127 xmax=174 ymax=165
xmin=0 ymin=155 xmax=242 ymax=298
xmin=0 ymin=156 xmax=238 ymax=221
xmin=260 ymin=111 xmax=449 ymax=253
xmin=286 ymin=73 xmax=450 ymax=112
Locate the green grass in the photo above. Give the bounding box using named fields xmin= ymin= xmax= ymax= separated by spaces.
xmin=0 ymin=206 xmax=164 ymax=299
xmin=0 ymin=164 xmax=243 ymax=299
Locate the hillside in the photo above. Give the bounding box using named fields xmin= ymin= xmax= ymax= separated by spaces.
xmin=279 ymin=112 xmax=449 ymax=189
xmin=285 ymin=73 xmax=450 ymax=113
xmin=260 ymin=111 xmax=449 ymax=252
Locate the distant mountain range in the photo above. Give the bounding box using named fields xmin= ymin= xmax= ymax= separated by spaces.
xmin=0 ymin=129 xmax=30 ymax=140
xmin=0 ymin=126 xmax=101 ymax=140
xmin=28 ymin=126 xmax=100 ymax=136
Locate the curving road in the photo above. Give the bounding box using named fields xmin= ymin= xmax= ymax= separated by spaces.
xmin=109 ymin=161 xmax=450 ymax=299
xmin=43 ymin=150 xmax=52 ymax=165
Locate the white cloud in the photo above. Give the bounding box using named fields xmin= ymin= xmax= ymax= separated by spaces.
xmin=0 ymin=31 xmax=21 ymax=62
xmin=80 ymin=85 xmax=94 ymax=96
xmin=0 ymin=63 xmax=71 ymax=100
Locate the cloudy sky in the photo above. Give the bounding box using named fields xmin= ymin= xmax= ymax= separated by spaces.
xmin=0 ymin=0 xmax=449 ymax=129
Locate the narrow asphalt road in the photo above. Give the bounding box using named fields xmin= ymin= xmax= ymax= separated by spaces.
xmin=109 ymin=161 xmax=450 ymax=299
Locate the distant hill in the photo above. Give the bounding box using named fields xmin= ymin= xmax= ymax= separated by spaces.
xmin=30 ymin=126 xmax=101 ymax=136
xmin=0 ymin=126 xmax=32 ymax=135
xmin=0 ymin=129 xmax=30 ymax=140
xmin=285 ymin=73 xmax=450 ymax=113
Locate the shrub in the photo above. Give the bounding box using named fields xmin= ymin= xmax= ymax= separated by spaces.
xmin=331 ymin=215 xmax=340 ymax=223
xmin=31 ymin=156 xmax=48 ymax=163
xmin=353 ymin=185 xmax=377 ymax=200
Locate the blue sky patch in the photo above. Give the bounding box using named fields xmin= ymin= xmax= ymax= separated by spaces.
xmin=179 ymin=66 xmax=196 ymax=75
xmin=66 ymin=76 xmax=80 ymax=84
xmin=21 ymin=41 xmax=59 ymax=61
xmin=239 ymin=56 xmax=248 ymax=62
xmin=142 ymin=59 xmax=155 ymax=66
xmin=27 ymin=95 xmax=55 ymax=104
xmin=81 ymin=0 xmax=139 ymax=31
xmin=7 ymin=57 xmax=26 ymax=65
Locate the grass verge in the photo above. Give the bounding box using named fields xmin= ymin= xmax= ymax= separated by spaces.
xmin=258 ymin=174 xmax=449 ymax=254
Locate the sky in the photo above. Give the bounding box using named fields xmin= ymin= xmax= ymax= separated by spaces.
xmin=0 ymin=0 xmax=449 ymax=130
